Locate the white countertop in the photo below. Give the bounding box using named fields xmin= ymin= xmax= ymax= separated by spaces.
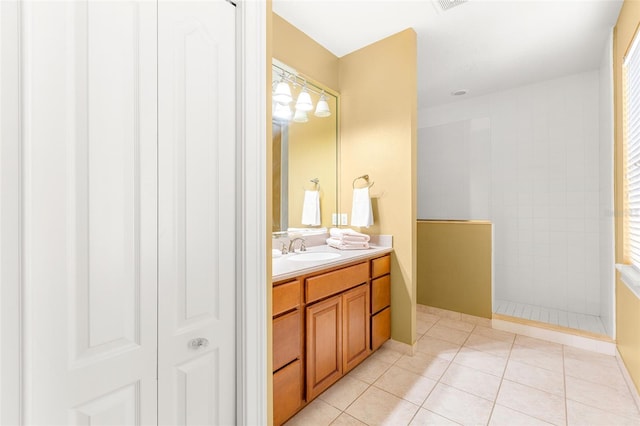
xmin=272 ymin=244 xmax=393 ymax=283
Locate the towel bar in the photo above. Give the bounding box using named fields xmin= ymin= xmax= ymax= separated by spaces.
xmin=352 ymin=174 xmax=374 ymax=189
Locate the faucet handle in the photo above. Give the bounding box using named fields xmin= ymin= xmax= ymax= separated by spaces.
xmin=280 ymin=241 xmax=288 ymax=255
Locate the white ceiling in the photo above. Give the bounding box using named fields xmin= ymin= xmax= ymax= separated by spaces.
xmin=272 ymin=0 xmax=623 ymax=108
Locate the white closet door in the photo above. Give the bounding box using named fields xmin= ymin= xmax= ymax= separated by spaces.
xmin=157 ymin=1 xmax=237 ymax=425
xmin=21 ymin=1 xmax=158 ymax=424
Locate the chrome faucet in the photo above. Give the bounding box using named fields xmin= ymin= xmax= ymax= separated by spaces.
xmin=288 ymin=237 xmax=306 ymax=253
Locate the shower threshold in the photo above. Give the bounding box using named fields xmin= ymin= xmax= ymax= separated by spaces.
xmin=494 ymin=299 xmax=609 ymax=337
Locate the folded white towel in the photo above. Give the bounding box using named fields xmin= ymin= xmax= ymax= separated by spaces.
xmin=288 ymin=227 xmax=328 ymax=235
xmin=351 ymin=187 xmax=373 ymax=228
xmin=301 ymin=190 xmax=321 ymax=226
xmin=326 ymin=237 xmax=370 ymax=250
xmin=329 ymin=227 xmax=371 ymax=241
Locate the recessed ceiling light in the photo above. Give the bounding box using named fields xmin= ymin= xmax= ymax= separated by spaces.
xmin=451 ymin=89 xmax=467 ymax=96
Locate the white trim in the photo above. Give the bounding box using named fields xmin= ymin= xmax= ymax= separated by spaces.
xmin=0 ymin=1 xmax=22 ymax=424
xmin=236 ymin=0 xmax=267 ymax=424
xmin=616 ymin=264 xmax=640 ymax=300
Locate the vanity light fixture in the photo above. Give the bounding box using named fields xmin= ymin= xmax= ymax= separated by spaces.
xmin=272 ymin=64 xmax=332 ymax=122
xmin=314 ymin=92 xmax=331 ymax=117
xmin=273 ymin=77 xmax=293 ymax=104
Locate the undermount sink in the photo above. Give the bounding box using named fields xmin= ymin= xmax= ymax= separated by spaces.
xmin=289 ymin=252 xmax=341 ymax=262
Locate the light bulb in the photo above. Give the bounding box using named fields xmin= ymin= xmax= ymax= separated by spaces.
xmin=273 ymin=103 xmax=292 ymax=121
xmin=293 ymin=109 xmax=308 ymax=123
xmin=314 ymin=94 xmax=331 ymax=117
xmin=273 ymin=81 xmax=292 ymax=104
xmin=295 ymin=88 xmax=313 ymax=112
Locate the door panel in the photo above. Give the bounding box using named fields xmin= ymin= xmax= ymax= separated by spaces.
xmin=22 ymin=1 xmax=158 ymax=423
xmin=176 ymin=352 xmax=220 ymax=426
xmin=158 ymin=1 xmax=237 ymax=424
xmin=70 ymin=382 xmax=139 ymax=426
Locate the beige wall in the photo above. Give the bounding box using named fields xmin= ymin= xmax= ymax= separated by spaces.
xmin=417 ymin=221 xmax=492 ymax=318
xmin=615 ymin=0 xmax=640 ymax=394
xmin=338 ymin=29 xmax=418 ymax=345
xmin=272 ymin=14 xmax=339 ymax=91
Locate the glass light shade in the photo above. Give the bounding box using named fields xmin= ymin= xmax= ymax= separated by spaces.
xmin=273 ymin=103 xmax=292 ymax=121
xmin=293 ymin=109 xmax=308 ymax=123
xmin=295 ymin=89 xmax=313 ymax=112
xmin=314 ymin=95 xmax=331 ymax=117
xmin=273 ymin=81 xmax=292 ymax=104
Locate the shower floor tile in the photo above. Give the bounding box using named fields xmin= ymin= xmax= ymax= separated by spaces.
xmin=494 ymin=299 xmax=607 ymax=336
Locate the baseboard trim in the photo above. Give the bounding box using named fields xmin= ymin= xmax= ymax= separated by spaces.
xmin=384 ymin=338 xmax=418 ymax=356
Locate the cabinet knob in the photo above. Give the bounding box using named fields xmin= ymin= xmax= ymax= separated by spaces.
xmin=188 ymin=337 xmax=210 ymax=349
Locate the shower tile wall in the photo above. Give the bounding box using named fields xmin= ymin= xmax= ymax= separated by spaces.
xmin=419 ymin=70 xmax=608 ymax=318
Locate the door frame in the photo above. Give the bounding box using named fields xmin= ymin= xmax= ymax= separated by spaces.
xmin=236 ymin=0 xmax=268 ymax=423
xmin=1 ymin=1 xmax=22 ymax=425
xmin=0 ymin=0 xmax=268 ymax=423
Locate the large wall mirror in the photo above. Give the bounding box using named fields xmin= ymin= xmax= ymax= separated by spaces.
xmin=272 ymin=60 xmax=339 ymax=233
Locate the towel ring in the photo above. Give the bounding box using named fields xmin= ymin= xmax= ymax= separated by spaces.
xmin=352 ymin=174 xmax=374 ymax=189
xmin=306 ymin=178 xmax=320 ymax=191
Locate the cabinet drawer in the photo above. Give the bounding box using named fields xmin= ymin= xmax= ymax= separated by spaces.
xmin=371 ymin=255 xmax=390 ymax=279
xmin=273 ymin=310 xmax=302 ymax=372
xmin=273 ymin=359 xmax=303 ymax=426
xmin=273 ymin=279 xmax=301 ymax=316
xmin=306 ymin=262 xmax=369 ymax=304
xmin=371 ymin=275 xmax=390 ymax=314
xmin=371 ymin=307 xmax=390 ymax=351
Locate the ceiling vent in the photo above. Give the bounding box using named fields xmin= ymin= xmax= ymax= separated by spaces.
xmin=436 ymin=0 xmax=468 ymax=12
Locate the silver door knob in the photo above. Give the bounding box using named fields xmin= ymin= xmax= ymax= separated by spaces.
xmin=188 ymin=337 xmax=209 ymax=349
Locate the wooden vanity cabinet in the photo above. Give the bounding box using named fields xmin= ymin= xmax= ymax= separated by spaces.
xmin=273 ymin=252 xmax=391 ymax=425
xmin=272 ymin=279 xmax=303 ymax=425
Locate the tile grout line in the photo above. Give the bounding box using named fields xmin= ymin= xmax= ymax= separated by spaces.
xmin=484 ymin=330 xmax=516 ymax=425
xmin=414 ymin=313 xmax=471 ymax=426
xmin=337 ymin=314 xmax=441 ymax=426
xmin=562 ymin=343 xmax=568 ymax=426
xmin=403 ymin=315 xmax=440 ymax=426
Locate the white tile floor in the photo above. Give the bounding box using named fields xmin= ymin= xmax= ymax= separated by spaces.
xmin=494 ymin=299 xmax=607 ymax=336
xmin=284 ymin=305 xmax=640 ymax=426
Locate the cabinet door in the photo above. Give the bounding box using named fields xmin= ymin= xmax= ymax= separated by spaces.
xmin=343 ymin=285 xmax=371 ymax=373
xmin=306 ymin=295 xmax=342 ymax=400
